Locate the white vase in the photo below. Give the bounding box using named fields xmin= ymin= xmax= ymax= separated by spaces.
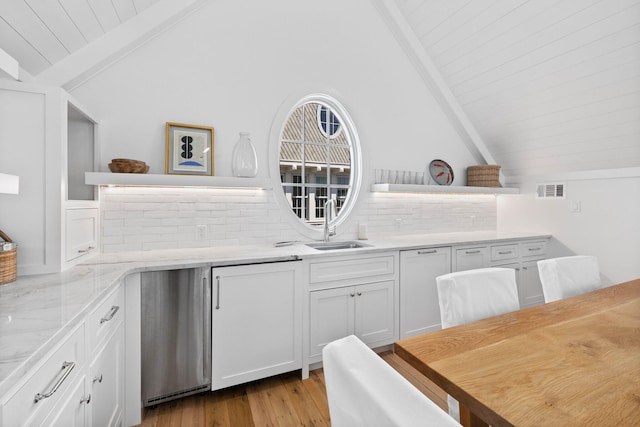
xmin=231 ymin=132 xmax=258 ymax=177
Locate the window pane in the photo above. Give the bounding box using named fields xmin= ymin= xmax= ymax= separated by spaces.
xmin=278 ymin=95 xmax=358 ymax=228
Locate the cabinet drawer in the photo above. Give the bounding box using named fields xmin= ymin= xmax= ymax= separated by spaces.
xmin=66 ymin=208 xmax=98 ymax=262
xmin=2 ymin=325 xmax=85 ymax=427
xmin=520 ymin=240 xmax=547 ymax=258
xmin=309 ymin=255 xmax=395 ymax=284
xmin=88 ymin=286 xmax=124 ymax=354
xmin=491 ymin=244 xmax=518 ymax=262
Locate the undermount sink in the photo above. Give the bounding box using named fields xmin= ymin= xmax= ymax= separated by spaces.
xmin=305 ymin=241 xmax=371 ymax=251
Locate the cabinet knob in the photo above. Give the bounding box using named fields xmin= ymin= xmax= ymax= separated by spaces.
xmin=350 ymin=293 xmax=355 ymax=297
xmin=80 ymin=394 xmax=91 ymax=405
xmin=357 ymin=292 xmax=362 ymax=296
xmin=93 ymin=374 xmax=103 ymax=384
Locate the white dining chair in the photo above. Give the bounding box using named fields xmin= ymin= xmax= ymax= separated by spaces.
xmin=537 ymin=255 xmax=601 ymax=303
xmin=436 ymin=267 xmax=520 ymax=421
xmin=322 ymin=335 xmax=459 ymax=427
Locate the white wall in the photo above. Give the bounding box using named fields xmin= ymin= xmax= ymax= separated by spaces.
xmin=70 ymin=0 xmax=476 ymax=184
xmin=498 ymin=175 xmax=640 ymax=285
xmin=67 ymin=0 xmax=491 ymax=249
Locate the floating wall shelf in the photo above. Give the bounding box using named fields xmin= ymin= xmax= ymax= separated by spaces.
xmin=370 ymin=183 xmax=519 ymax=195
xmin=85 ymin=172 xmax=272 ymax=189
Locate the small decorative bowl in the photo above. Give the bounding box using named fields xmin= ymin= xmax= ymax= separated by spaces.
xmin=108 ymin=159 xmax=149 ymax=173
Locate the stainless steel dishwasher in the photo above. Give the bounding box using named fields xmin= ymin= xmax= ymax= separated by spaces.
xmin=141 ymin=268 xmax=211 ymax=407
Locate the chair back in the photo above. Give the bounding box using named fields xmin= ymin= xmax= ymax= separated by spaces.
xmin=436 ymin=267 xmax=520 ymax=421
xmin=322 ymin=335 xmax=459 ymax=427
xmin=437 ymin=267 xmax=520 ymax=329
xmin=537 ymin=255 xmax=601 ymax=303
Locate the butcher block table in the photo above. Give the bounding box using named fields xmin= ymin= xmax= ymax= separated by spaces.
xmin=394 ymin=279 xmax=640 ymax=427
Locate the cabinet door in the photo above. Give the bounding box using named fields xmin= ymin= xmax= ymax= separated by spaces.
xmin=309 ymin=286 xmax=356 ymax=359
xmin=90 ymin=326 xmax=124 ymax=427
xmin=399 ymin=248 xmax=451 ymax=338
xmin=211 ymin=262 xmax=302 ymax=390
xmin=355 ymin=280 xmax=395 ymax=347
xmin=455 ymin=247 xmax=490 ymax=271
xmin=519 ymin=260 xmax=545 ymax=308
xmin=45 ymin=374 xmax=88 ymax=427
xmin=66 ymin=208 xmax=98 ymax=262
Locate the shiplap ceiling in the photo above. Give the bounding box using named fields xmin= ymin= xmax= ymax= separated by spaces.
xmin=1 ymin=0 xmax=639 ymax=178
xmin=0 ymin=0 xmax=161 ymax=76
xmin=395 ymin=0 xmax=640 ymax=177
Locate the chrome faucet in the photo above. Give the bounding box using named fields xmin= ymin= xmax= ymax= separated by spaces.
xmin=323 ymin=199 xmax=337 ymax=242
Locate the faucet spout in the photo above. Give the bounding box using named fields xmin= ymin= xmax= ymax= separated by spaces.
xmin=323 ymin=199 xmax=337 ymax=242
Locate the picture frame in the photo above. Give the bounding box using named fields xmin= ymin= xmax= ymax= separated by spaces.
xmin=165 ymin=122 xmax=214 ymax=175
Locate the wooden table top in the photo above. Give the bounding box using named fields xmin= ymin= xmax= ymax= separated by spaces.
xmin=395 ymin=279 xmax=640 ymax=427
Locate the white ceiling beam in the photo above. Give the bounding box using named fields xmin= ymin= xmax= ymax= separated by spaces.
xmin=0 ymin=47 xmax=19 ymax=80
xmin=35 ymin=0 xmax=210 ymax=90
xmin=372 ymin=0 xmax=499 ymax=170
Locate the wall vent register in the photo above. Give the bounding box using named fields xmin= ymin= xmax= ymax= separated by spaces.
xmin=536 ymin=183 xmax=565 ymax=199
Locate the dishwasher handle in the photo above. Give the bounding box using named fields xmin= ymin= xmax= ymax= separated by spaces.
xmin=203 ymin=273 xmax=212 ymax=382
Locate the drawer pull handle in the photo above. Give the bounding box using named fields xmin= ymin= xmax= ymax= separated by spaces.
xmin=34 ymin=361 xmax=75 ymax=403
xmin=465 ymin=250 xmax=481 ymax=254
xmin=498 ymin=251 xmax=512 ymax=255
xmin=100 ymin=305 xmax=120 ymax=324
xmin=216 ymin=276 xmax=221 ymax=309
xmin=528 ymin=247 xmax=541 ymax=251
xmin=418 ymin=250 xmax=437 ymax=255
xmin=80 ymin=394 xmax=91 ymax=404
xmin=77 ymin=246 xmax=95 ymax=254
xmin=93 ymin=374 xmax=103 ymax=383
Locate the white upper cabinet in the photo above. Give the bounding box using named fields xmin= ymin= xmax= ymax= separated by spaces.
xmin=0 ymin=80 xmax=99 ymax=274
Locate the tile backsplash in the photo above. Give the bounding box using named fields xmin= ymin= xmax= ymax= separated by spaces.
xmin=100 ymin=187 xmax=497 ymax=252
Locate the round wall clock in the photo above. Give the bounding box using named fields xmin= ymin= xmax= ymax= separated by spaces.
xmin=428 ymin=159 xmax=454 ymax=185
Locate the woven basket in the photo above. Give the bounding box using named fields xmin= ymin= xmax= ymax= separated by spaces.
xmin=467 ymin=165 xmax=501 ymax=187
xmin=0 ymin=229 xmax=17 ymax=285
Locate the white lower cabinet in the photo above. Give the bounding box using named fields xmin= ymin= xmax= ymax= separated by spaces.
xmin=1 ymin=324 xmax=86 ymax=427
xmin=1 ymin=284 xmax=125 ymax=427
xmin=518 ymin=260 xmax=544 ymax=308
xmin=399 ymin=247 xmax=452 ymax=338
xmin=211 ymin=262 xmax=302 ymax=390
xmin=309 ymin=280 xmax=395 ymax=359
xmin=46 ymin=374 xmax=88 ymax=427
xmin=451 ymin=240 xmax=550 ymax=309
xmin=89 ymin=327 xmax=124 ymax=427
xmin=455 ymin=246 xmax=490 ymax=271
xmin=307 ymin=252 xmax=398 ymax=366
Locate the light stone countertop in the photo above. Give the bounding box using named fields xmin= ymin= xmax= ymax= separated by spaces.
xmin=0 ymin=230 xmax=550 ymax=399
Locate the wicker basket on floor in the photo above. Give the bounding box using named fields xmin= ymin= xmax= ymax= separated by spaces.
xmin=467 ymin=165 xmax=501 ymax=187
xmin=0 ymin=229 xmax=17 ymax=285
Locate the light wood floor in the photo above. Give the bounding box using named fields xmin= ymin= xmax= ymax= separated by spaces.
xmin=138 ymin=351 xmax=447 ymax=427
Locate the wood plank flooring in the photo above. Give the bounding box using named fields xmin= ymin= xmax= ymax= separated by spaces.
xmin=138 ymin=352 xmax=447 ymax=427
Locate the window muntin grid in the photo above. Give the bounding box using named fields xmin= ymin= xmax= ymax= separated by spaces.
xmin=279 ymin=101 xmax=354 ymax=225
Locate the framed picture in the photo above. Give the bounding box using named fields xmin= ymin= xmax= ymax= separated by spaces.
xmin=165 ymin=122 xmax=214 ymax=175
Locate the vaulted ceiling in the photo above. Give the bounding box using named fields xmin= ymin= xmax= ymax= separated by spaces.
xmin=1 ymin=0 xmax=639 ymax=179
xmin=0 ymin=0 xmax=161 ymax=76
